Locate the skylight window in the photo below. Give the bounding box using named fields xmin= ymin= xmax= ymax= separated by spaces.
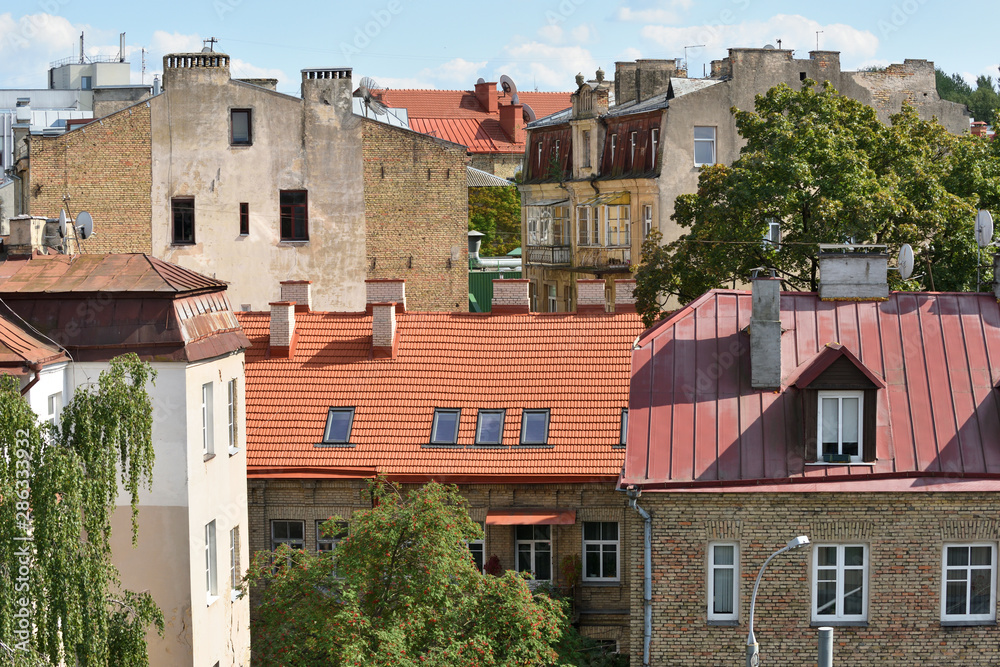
xmin=620 ymin=408 xmax=628 ymax=446
xmin=476 ymin=409 xmax=505 ymax=445
xmin=520 ymin=409 xmax=550 ymax=445
xmin=323 ymin=408 xmax=355 ymax=444
xmin=431 ymin=408 xmax=461 ymax=444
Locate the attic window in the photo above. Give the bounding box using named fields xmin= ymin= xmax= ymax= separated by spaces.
xmin=476 ymin=409 xmax=505 ymax=445
xmin=431 ymin=408 xmax=461 ymax=445
xmin=323 ymin=407 xmax=355 ymax=444
xmin=520 ymin=409 xmax=550 ymax=445
xmin=619 ymin=408 xmax=628 ymax=447
xmin=818 ymin=391 xmax=862 ymax=463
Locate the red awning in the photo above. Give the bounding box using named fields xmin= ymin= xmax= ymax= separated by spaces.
xmin=485 ymin=509 xmax=576 ymax=525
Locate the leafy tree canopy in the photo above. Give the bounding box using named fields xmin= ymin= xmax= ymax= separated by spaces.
xmin=634 ymin=80 xmax=1000 ymax=326
xmin=248 ymin=480 xmax=617 ymax=667
xmin=0 ymin=354 xmax=162 ymax=666
xmin=936 ymin=67 xmax=1000 ymax=122
xmin=469 ymin=185 xmax=522 ymax=257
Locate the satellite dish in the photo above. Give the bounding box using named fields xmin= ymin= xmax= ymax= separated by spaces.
xmin=58 ymin=210 xmax=67 ymax=238
xmin=763 ymin=44 xmax=776 ymax=50
xmin=476 ymin=77 xmax=486 ymax=85
xmin=896 ymin=244 xmax=914 ymax=280
xmin=975 ymin=209 xmax=994 ymax=249
xmin=499 ymin=74 xmax=518 ymax=97
xmin=356 ymin=76 xmax=387 ymax=116
xmin=77 ymin=211 xmax=94 ymax=240
xmin=521 ymin=103 xmax=537 ymax=122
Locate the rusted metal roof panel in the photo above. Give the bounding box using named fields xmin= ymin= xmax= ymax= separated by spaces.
xmin=0 ymin=304 xmax=69 ymax=371
xmin=623 ymin=291 xmax=1000 ymax=491
xmin=0 ymin=254 xmax=226 ymax=294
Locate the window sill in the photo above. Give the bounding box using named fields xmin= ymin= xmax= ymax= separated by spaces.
xmin=278 ymin=240 xmax=310 ymax=245
xmin=228 ymin=446 xmax=240 ymax=457
xmin=941 ymin=619 xmax=997 ymax=627
xmin=581 ymin=580 xmax=621 ymax=588
xmin=230 ymin=143 xmax=253 ymax=148
xmin=708 ymin=619 xmax=740 ymax=627
xmin=804 ymin=462 xmax=874 ymax=467
xmin=514 ymin=443 xmax=554 ymax=449
xmin=314 ymin=441 xmax=355 ymax=448
xmin=204 ymin=452 xmax=216 ymax=462
xmin=206 ymin=594 xmax=220 ymax=607
xmin=810 ymin=620 xmax=867 ymax=627
xmin=171 ymin=242 xmax=197 ymax=247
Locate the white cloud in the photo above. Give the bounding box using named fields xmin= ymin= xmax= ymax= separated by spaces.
xmin=538 ymin=24 xmax=563 ymax=44
xmin=495 ymin=41 xmax=596 ymax=91
xmin=641 ymin=15 xmax=878 ymax=69
xmin=416 ymin=58 xmax=487 ymax=87
xmin=0 ymin=13 xmax=85 ymax=87
xmin=571 ymin=25 xmax=593 ymax=43
xmin=372 ymin=75 xmax=437 ymax=90
xmin=619 ymin=47 xmax=643 ymax=61
xmin=617 ymin=7 xmax=683 ymax=25
xmin=148 ymin=30 xmax=202 ymax=57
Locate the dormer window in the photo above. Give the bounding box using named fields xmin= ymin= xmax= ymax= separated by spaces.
xmin=650 ymin=128 xmax=659 ymax=168
xmin=610 ymin=134 xmax=617 ymax=163
xmin=630 ymin=131 xmax=637 ymax=165
xmin=818 ymin=391 xmax=862 ymax=463
xmin=554 ymin=139 xmax=560 ymax=160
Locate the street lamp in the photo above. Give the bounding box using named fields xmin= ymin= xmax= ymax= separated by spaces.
xmin=746 ymin=535 xmax=810 ymax=667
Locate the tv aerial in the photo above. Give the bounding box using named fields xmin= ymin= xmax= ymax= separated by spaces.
xmin=356 ymin=76 xmax=387 ymax=117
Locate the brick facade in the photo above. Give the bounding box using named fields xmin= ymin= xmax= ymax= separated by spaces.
xmin=27 ymin=102 xmax=152 ymax=254
xmin=362 ymin=119 xmax=469 ymax=312
xmin=249 ymin=479 xmax=633 ymax=649
xmin=630 ymin=492 xmax=1000 ymax=665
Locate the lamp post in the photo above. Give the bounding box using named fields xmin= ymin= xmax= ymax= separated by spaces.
xmin=746 ymin=535 xmax=810 ymax=667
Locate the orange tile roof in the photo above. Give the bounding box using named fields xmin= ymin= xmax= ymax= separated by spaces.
xmin=239 ymin=310 xmax=643 ymax=482
xmin=378 ymin=89 xmax=572 ymax=154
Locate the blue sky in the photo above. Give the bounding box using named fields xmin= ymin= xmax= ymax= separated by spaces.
xmin=1 ymin=1 xmax=997 ymax=96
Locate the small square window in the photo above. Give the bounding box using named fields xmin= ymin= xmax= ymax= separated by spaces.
xmin=475 ymin=409 xmax=505 ymax=445
xmin=431 ymin=408 xmax=461 ymax=444
xmin=231 ymin=109 xmax=252 ymax=145
xmin=172 ymin=198 xmax=195 ymax=245
xmin=323 ymin=408 xmax=355 ymax=444
xmin=520 ymin=409 xmax=550 ymax=445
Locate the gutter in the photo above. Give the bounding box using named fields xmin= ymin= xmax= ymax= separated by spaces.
xmin=20 ymin=362 xmax=42 ymax=396
xmin=626 ymin=486 xmax=652 ymax=667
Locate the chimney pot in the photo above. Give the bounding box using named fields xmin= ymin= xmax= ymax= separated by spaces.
xmin=750 ymin=277 xmax=781 ymax=390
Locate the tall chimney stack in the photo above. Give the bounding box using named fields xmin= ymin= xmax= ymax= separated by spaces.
xmin=269 ymin=301 xmax=297 ymax=359
xmin=371 ymin=302 xmax=398 ymax=358
xmin=749 ymin=273 xmax=781 ymax=390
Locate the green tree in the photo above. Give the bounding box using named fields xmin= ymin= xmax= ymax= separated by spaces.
xmin=936 ymin=68 xmax=1000 ymax=122
xmin=469 ymin=185 xmax=522 ymax=256
xmin=634 ymin=81 xmax=1000 ymax=326
xmin=248 ymin=480 xmax=576 ymax=667
xmin=0 ymin=354 xmax=163 ymax=666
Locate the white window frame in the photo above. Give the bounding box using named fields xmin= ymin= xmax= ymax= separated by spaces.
xmin=227 ymin=378 xmax=238 ymax=455
xmin=201 ymin=382 xmax=214 ymax=457
xmin=650 ymin=128 xmax=659 ymax=168
xmin=630 ymin=131 xmax=637 ymax=165
xmin=694 ymin=126 xmax=716 ymax=167
xmin=527 ymin=210 xmax=539 ymax=246
xmin=582 ymin=521 xmax=620 ymax=582
xmin=582 ymin=129 xmax=591 ymax=168
xmin=229 ymin=526 xmax=240 ymax=601
xmin=547 ymin=284 xmax=558 ymax=312
xmin=811 ymin=544 xmax=868 ymax=623
xmin=817 ymin=390 xmax=864 ymax=463
xmin=610 ymin=133 xmax=617 ymax=163
xmin=577 ymin=206 xmax=591 ymax=246
xmin=552 ymin=206 xmax=569 ymax=245
xmin=763 ymin=219 xmax=781 ymax=248
xmin=643 ymin=205 xmax=653 ymax=240
xmin=708 ymin=541 xmax=739 ymax=621
xmin=46 ymin=391 xmax=62 ymax=428
xmin=941 ymin=543 xmax=997 ymax=623
xmin=469 ymin=522 xmax=485 ymax=572
xmin=605 ymin=205 xmax=630 ymax=247
xmin=554 ymin=139 xmax=560 ymax=160
xmin=516 ymin=525 xmax=552 ymax=582
xmin=205 ymin=520 xmax=218 ymax=603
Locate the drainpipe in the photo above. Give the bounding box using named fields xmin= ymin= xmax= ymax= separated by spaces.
xmin=20 ymin=362 xmax=42 ymax=396
xmin=626 ymin=486 xmax=652 ymax=667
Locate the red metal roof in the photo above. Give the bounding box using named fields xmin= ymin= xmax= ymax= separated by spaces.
xmin=379 ymin=89 xmax=571 ymax=154
xmin=238 ymin=310 xmax=643 ymax=482
xmin=623 ymin=290 xmax=1000 ymax=491
xmin=0 ymin=304 xmax=69 ymax=374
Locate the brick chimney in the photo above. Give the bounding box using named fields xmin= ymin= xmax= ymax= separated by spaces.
xmin=280 ymin=280 xmax=312 ymax=312
xmin=817 ymin=248 xmax=889 ymax=301
xmin=475 ymin=80 xmax=498 ymax=113
xmin=491 ymin=279 xmax=530 ymax=314
xmin=499 ymin=101 xmax=525 ymax=144
xmin=269 ymin=301 xmax=298 ymax=359
xmin=972 ymin=121 xmax=989 ymax=138
xmin=614 ymin=279 xmax=637 ymax=313
xmin=371 ymin=302 xmax=398 ymax=358
xmin=365 ymin=279 xmax=406 ymax=313
xmin=749 ymin=274 xmax=781 ymax=390
xmin=577 ymin=279 xmax=606 ymax=314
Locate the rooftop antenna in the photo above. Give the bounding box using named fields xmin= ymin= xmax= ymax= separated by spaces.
xmin=119 ymin=32 xmax=125 ymax=62
xmin=976 ymin=209 xmax=994 ymax=292
xmin=202 ymin=37 xmax=218 ymax=53
xmin=816 ymin=31 xmax=823 ymax=50
xmin=777 ymin=39 xmax=782 ymax=49
xmin=79 ymin=31 xmax=85 ymax=64
xmin=683 ymin=45 xmax=705 ymax=75
xmin=356 ymin=76 xmax=388 ymax=117
xmin=141 ymin=48 xmax=146 ymax=84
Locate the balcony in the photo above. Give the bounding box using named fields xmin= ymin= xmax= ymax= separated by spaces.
xmin=574 ymin=246 xmax=632 ymax=273
xmin=525 ymin=245 xmax=572 ymax=266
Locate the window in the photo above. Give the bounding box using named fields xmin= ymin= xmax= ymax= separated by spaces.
xmin=516 ymin=525 xmax=551 ymax=581
xmin=205 ymin=520 xmax=218 ymax=600
xmin=239 ymin=203 xmax=249 ymax=235
xmin=469 ymin=522 xmax=485 ymax=571
xmin=227 ymin=379 xmax=238 ymax=455
xmin=547 ymin=284 xmax=557 ymax=312
xmin=818 ymin=391 xmax=863 ymax=463
xmin=564 ymin=285 xmax=573 ymax=312
xmin=694 ymin=126 xmax=716 ymax=166
xmin=529 ymin=281 xmax=538 ymax=312
xmin=476 ymin=409 xmax=505 ymax=445
xmin=172 ymin=198 xmax=195 ymax=245
xmin=812 ymin=544 xmax=867 ymax=623
xmin=619 ymin=408 xmax=628 ymax=446
xmin=583 ymin=521 xmax=619 ymax=581
xmin=650 ymin=128 xmax=659 ymax=168
xmin=231 ymin=109 xmax=252 ymax=145
xmin=201 ymin=382 xmax=214 ymax=456
xmin=317 ymin=520 xmax=349 ymax=553
xmin=577 ymin=206 xmax=591 ymax=246
xmin=554 ymin=139 xmax=560 ymax=160
xmin=527 ymin=212 xmax=539 ymax=245
xmin=552 ymin=206 xmax=569 ymax=245
xmin=46 ymin=392 xmax=62 ymax=428
xmin=630 ymin=131 xmax=638 ymax=165
xmin=323 ymin=407 xmax=355 ymax=444
xmin=942 ymin=544 xmax=996 ymax=623
xmin=763 ymin=219 xmax=781 ymax=247
xmin=229 ymin=526 xmax=240 ymax=595
xmin=279 ymin=190 xmax=308 ymax=241
xmin=431 ymin=408 xmax=461 ymax=444
xmin=610 ymin=133 xmax=617 ymax=163
xmin=606 ymin=206 xmax=630 ymax=246
xmin=80 ymin=75 xmax=92 ymax=90
xmin=520 ymin=409 xmax=550 ymax=445
xmin=708 ymin=542 xmax=739 ymax=621
xmin=271 ymin=520 xmax=305 ymax=551
xmin=582 ymin=130 xmax=591 ymax=167
xmin=643 ymin=205 xmax=653 ymax=240
xmin=539 ymin=208 xmax=552 ymax=245
xmin=537 ymin=142 xmax=543 ymax=167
